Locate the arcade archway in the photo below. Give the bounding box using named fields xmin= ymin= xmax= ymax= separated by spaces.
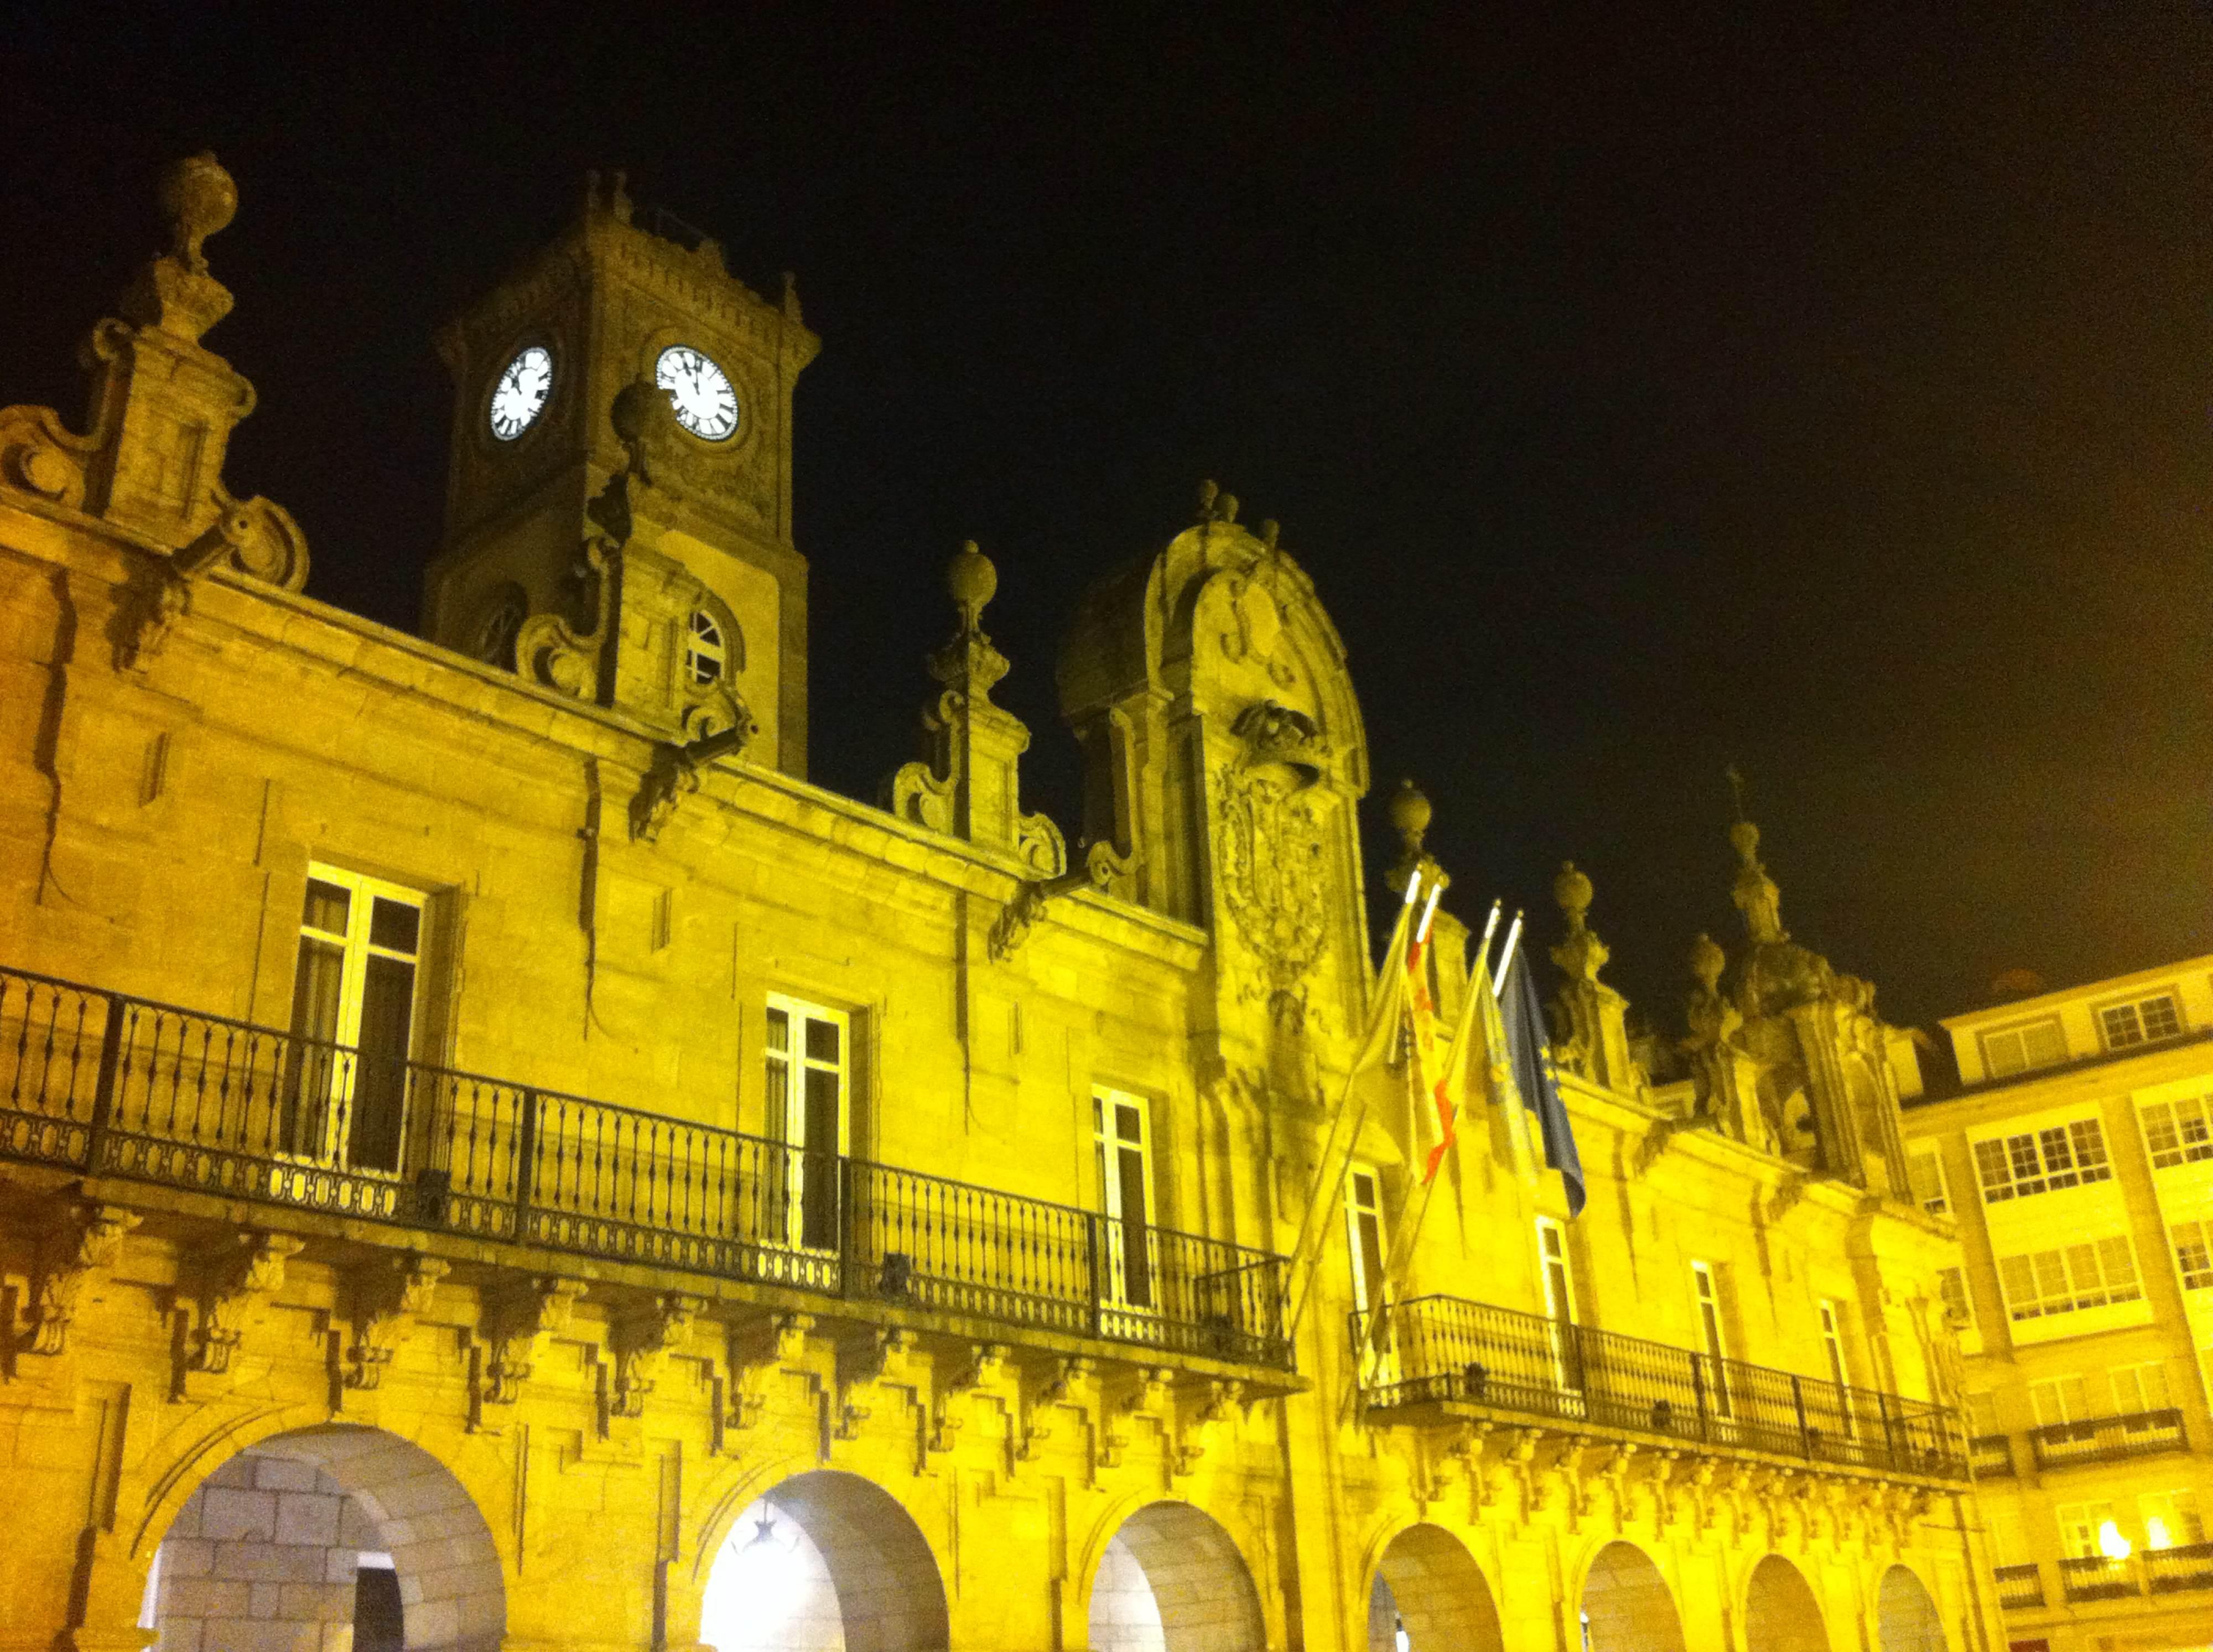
xmin=700 ymin=1470 xmax=948 ymax=1652
xmin=1365 ymin=1524 xmax=1504 ymax=1652
xmin=1876 ymin=1565 xmax=1947 ymax=1652
xmin=1744 ymin=1554 xmax=1828 ymax=1651
xmin=1088 ymin=1500 xmax=1266 ymax=1652
xmin=143 ymin=1424 xmax=503 ymax=1652
xmin=1578 ymin=1540 xmax=1687 ymax=1652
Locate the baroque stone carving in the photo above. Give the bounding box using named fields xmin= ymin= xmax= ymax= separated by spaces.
xmin=32 ymin=1205 xmax=141 ymax=1356
xmin=610 ymin=1292 xmax=704 ymax=1418
xmin=1214 ymin=764 xmax=1328 ymax=1019
xmin=192 ymin=1231 xmax=305 ymax=1375
xmin=481 ymin=1276 xmax=587 ymax=1406
xmin=346 ymin=1254 xmax=450 ymax=1390
xmin=630 ymin=716 xmax=757 ymax=843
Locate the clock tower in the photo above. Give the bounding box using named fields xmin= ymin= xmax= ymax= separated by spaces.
xmin=423 ymin=173 xmax=818 ymax=775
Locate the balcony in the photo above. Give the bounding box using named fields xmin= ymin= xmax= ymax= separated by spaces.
xmin=2144 ymin=1541 xmax=2213 ymax=1595
xmin=2029 ymin=1409 xmax=2186 ymax=1471
xmin=1992 ymin=1563 xmax=2043 ymax=1611
xmin=0 ymin=965 xmax=1290 ymax=1372
xmin=2058 ymin=1554 xmax=2138 ymax=1603
xmin=1970 ymin=1432 xmax=2016 ymax=1479
xmin=1353 ymin=1294 xmax=1967 ymax=1483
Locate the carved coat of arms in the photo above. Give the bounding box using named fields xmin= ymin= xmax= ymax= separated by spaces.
xmin=1215 ymin=767 xmax=1329 ymax=1017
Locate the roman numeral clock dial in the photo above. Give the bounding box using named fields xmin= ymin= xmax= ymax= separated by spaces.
xmin=487 ymin=345 xmax=553 ymax=440
xmin=656 ymin=345 xmax=740 ymax=441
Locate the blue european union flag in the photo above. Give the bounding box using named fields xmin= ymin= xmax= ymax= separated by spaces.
xmin=1503 ymin=950 xmax=1586 ymax=1216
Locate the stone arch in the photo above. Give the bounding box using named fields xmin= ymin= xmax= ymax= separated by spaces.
xmin=1578 ymin=1540 xmax=1687 ymax=1652
xmin=146 ymin=1422 xmax=503 ymax=1652
xmin=1087 ymin=1499 xmax=1267 ymax=1652
xmin=1876 ymin=1564 xmax=1947 ymax=1652
xmin=1744 ymin=1554 xmax=1828 ymax=1651
xmin=700 ymin=1469 xmax=948 ymax=1652
xmin=1364 ymin=1523 xmax=1504 ymax=1652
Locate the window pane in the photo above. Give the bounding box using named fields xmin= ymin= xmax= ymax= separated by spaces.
xmin=2143 ymin=995 xmax=2182 ymax=1040
xmin=1983 ymin=1029 xmax=2026 ymax=1078
xmin=1974 ymin=1139 xmax=2015 ymax=1199
xmin=766 ymin=1006 xmax=790 ymax=1053
xmin=1116 ymin=1102 xmax=1142 ymax=1145
xmin=804 ymin=1016 xmax=840 ymax=1064
xmin=2022 ymin=1019 xmax=2067 ymax=1067
xmin=368 ymin=897 xmax=420 ymax=955
xmin=302 ymin=879 xmax=352 ymax=936
xmin=284 ymin=937 xmax=346 ymax=1155
xmin=347 ymin=955 xmax=415 ymax=1172
xmin=2104 ymin=1004 xmax=2145 ymax=1048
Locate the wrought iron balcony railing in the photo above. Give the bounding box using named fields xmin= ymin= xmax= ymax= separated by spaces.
xmin=1970 ymin=1432 xmax=2015 ymax=1479
xmin=0 ymin=965 xmax=1290 ymax=1369
xmin=1352 ymin=1294 xmax=1968 ymax=1482
xmin=2144 ymin=1541 xmax=2213 ymax=1595
xmin=2058 ymin=1554 xmax=2139 ymax=1603
xmin=1992 ymin=1563 xmax=2043 ymax=1611
xmin=2029 ymin=1409 xmax=2186 ymax=1471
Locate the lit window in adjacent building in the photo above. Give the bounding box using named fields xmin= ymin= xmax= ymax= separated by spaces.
xmin=2100 ymin=991 xmax=2185 ymax=1052
xmin=2056 ymin=1500 xmax=2121 ymax=1560
xmin=1971 ymin=1118 xmax=2112 ymax=1202
xmin=2110 ymin=1361 xmax=2173 ymax=1419
xmin=1906 ymin=1147 xmax=1951 ymax=1217
xmin=2141 ymin=1095 xmax=2213 ymax=1169
xmin=2140 ymin=1490 xmax=2206 ymax=1551
xmin=2172 ymin=1220 xmax=2213 ymax=1290
xmin=2029 ymin=1373 xmax=2091 ymax=1426
xmin=285 ymin=863 xmax=426 ymax=1173
xmin=1936 ymin=1267 xmax=1974 ymax=1330
xmin=684 ymin=609 xmax=726 ymax=686
xmin=1997 ymin=1237 xmax=2142 ymax=1321
xmin=1980 ymin=1015 xmax=2067 ymax=1079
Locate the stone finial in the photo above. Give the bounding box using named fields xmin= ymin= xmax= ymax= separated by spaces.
xmin=1728 ymin=816 xmax=1786 ymax=944
xmin=947 ymin=539 xmax=997 ymax=634
xmin=1386 ymin=778 xmax=1438 ymax=891
xmin=1689 ymin=931 xmax=1726 ymax=993
xmin=1197 ymin=479 xmax=1240 ymax=525
xmin=1550 ymin=861 xmax=1609 ymax=985
xmin=120 ymin=152 xmax=238 ymax=343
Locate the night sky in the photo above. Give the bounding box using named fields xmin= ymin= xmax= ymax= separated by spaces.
xmin=6 ymin=9 xmax=2210 ymax=1043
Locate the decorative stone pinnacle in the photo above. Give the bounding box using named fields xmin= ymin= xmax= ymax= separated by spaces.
xmin=121 ymin=152 xmax=239 ymax=343
xmin=1197 ymin=479 xmax=1239 ymax=525
xmin=160 ymin=153 xmax=236 ymax=273
xmin=1554 ymin=861 xmax=1593 ymax=928
xmin=1689 ymin=931 xmax=1726 ymax=992
xmin=947 ymin=539 xmax=997 ymax=633
xmin=1386 ymin=778 xmax=1443 ymax=892
xmin=1549 ymin=861 xmax=1609 ymax=985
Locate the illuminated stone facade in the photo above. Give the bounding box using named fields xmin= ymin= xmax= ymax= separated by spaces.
xmin=0 ymin=158 xmax=1996 ymax=1652
xmin=1902 ymin=957 xmax=2213 ymax=1650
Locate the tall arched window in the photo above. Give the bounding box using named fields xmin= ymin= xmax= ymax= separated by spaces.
xmin=684 ymin=610 xmax=726 ymax=685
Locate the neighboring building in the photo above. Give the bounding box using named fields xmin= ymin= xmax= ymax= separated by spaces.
xmin=0 ymin=156 xmax=1992 ymax=1652
xmin=1902 ymin=958 xmax=2213 ymax=1650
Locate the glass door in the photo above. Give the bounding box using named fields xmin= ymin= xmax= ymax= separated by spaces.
xmin=1094 ymin=1089 xmax=1154 ymax=1311
xmin=284 ymin=865 xmax=424 ymax=1173
xmin=1346 ymin=1166 xmax=1394 ymax=1382
xmin=765 ymin=995 xmax=847 ymax=1251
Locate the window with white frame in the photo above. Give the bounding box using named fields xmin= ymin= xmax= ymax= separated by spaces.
xmin=2056 ymin=1500 xmax=2121 ymax=1560
xmin=1537 ymin=1218 xmax=1578 ymax=1323
xmin=1816 ymin=1299 xmax=1854 ymax=1434
xmin=1980 ymin=1015 xmax=2066 ymax=1079
xmin=2173 ymin=1220 xmax=2213 ymax=1290
xmin=1345 ymin=1166 xmax=1387 ymax=1317
xmin=1906 ymin=1147 xmax=1951 ymax=1217
xmin=1094 ymin=1088 xmax=1155 ymax=1310
xmin=683 ymin=609 xmax=727 ymax=686
xmin=1997 ymin=1237 xmax=2143 ymax=1321
xmin=286 ymin=863 xmax=427 ymax=1172
xmin=2101 ymin=990 xmax=2184 ymax=1052
xmin=2141 ymin=1095 xmax=2213 ymax=1169
xmin=765 ymin=994 xmax=848 ymax=1250
xmin=2029 ymin=1374 xmax=2092 ymax=1427
xmin=2140 ymin=1490 xmax=2206 ymax=1551
xmin=1936 ymin=1267 xmax=1975 ymax=1331
xmin=1692 ymin=1261 xmax=1733 ymax=1416
xmin=1971 ymin=1117 xmax=2112 ymax=1202
xmin=2110 ymin=1360 xmax=2173 ymax=1420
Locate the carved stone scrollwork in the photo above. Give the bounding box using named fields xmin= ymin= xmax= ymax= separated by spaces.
xmin=929 ymin=1342 xmax=1009 ymax=1456
xmin=837 ymin=1327 xmax=921 ymax=1440
xmin=346 ymin=1254 xmax=450 ymax=1391
xmin=988 ymin=839 xmax=1130 ymax=963
xmin=481 ymin=1276 xmax=586 ymax=1406
xmin=1017 ymin=1355 xmax=1096 ymax=1461
xmin=610 ymin=1292 xmax=704 ymax=1419
xmin=0 ymin=403 xmax=98 ymax=512
xmin=32 ymin=1205 xmax=141 ymax=1356
xmin=630 ymin=714 xmax=757 ymax=843
xmin=192 ymin=1232 xmax=305 ymax=1375
xmin=517 ymin=536 xmax=618 ymax=699
xmin=1214 ymin=763 xmax=1328 ymax=1021
xmin=1171 ymin=1378 xmax=1245 ymax=1478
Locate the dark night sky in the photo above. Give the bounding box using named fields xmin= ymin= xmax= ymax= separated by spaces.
xmin=6 ymin=7 xmax=2211 ymax=1039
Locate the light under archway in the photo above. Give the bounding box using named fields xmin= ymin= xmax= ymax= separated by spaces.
xmin=1580 ymin=1541 xmax=1688 ymax=1652
xmin=1876 ymin=1565 xmax=1948 ymax=1652
xmin=1366 ymin=1524 xmax=1504 ymax=1652
xmin=700 ymin=1470 xmax=948 ymax=1652
xmin=144 ymin=1424 xmax=503 ymax=1652
xmin=1089 ymin=1500 xmax=1267 ymax=1652
xmin=1744 ymin=1554 xmax=1828 ymax=1651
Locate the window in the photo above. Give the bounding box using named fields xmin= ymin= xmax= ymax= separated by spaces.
xmin=1997 ymin=1237 xmax=2143 ymax=1321
xmin=2141 ymin=1095 xmax=2213 ymax=1169
xmin=2056 ymin=1500 xmax=2121 ymax=1560
xmin=2173 ymin=1220 xmax=2213 ymax=1290
xmin=1345 ymin=1166 xmax=1386 ymax=1317
xmin=1906 ymin=1147 xmax=1951 ymax=1217
xmin=2101 ymin=991 xmax=2184 ymax=1052
xmin=285 ymin=864 xmax=426 ymax=1172
xmin=1094 ymin=1089 xmax=1154 ymax=1310
xmin=2029 ymin=1374 xmax=2091 ymax=1427
xmin=1692 ymin=1261 xmax=1733 ymax=1416
xmin=683 ymin=609 xmax=726 ymax=687
xmin=1971 ymin=1117 xmax=2112 ymax=1202
xmin=1980 ymin=1015 xmax=2067 ymax=1079
xmin=765 ymin=995 xmax=847 ymax=1250
xmin=2140 ymin=1490 xmax=2206 ymax=1551
xmin=1936 ymin=1267 xmax=1975 ymax=1331
xmin=1537 ymin=1218 xmax=1578 ymax=1323
xmin=2110 ymin=1361 xmax=2173 ymax=1419
xmin=1817 ymin=1300 xmax=1855 ymax=1434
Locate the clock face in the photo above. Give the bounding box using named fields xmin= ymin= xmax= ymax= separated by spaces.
xmin=656 ymin=345 xmax=740 ymax=441
xmin=489 ymin=345 xmax=554 ymax=441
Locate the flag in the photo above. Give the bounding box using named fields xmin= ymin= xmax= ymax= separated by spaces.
xmin=1403 ymin=910 xmax=1450 ymax=1182
xmin=1500 ymin=948 xmax=1587 ymax=1216
xmin=1284 ymin=876 xmax=1421 ymax=1336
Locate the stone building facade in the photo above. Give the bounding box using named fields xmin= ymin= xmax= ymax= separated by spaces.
xmin=1902 ymin=956 xmax=2213 ymax=1650
xmin=0 ymin=158 xmax=1996 ymax=1652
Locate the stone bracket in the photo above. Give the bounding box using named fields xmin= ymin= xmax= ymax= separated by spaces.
xmin=345 ymin=1253 xmax=450 ymax=1390
xmin=928 ymin=1341 xmax=1010 ymax=1456
xmin=1016 ymin=1355 xmax=1097 ymax=1463
xmin=835 ymin=1327 xmax=921 ymax=1441
xmin=718 ymin=1311 xmax=817 ymax=1446
xmin=477 ymin=1275 xmax=586 ymax=1414
xmin=609 ymin=1292 xmax=704 ymax=1419
xmin=32 ymin=1204 xmax=141 ymax=1357
xmin=190 ymin=1231 xmax=304 ymax=1376
xmin=989 ymin=840 xmax=1128 ymax=962
xmin=630 ymin=716 xmax=756 ymax=843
